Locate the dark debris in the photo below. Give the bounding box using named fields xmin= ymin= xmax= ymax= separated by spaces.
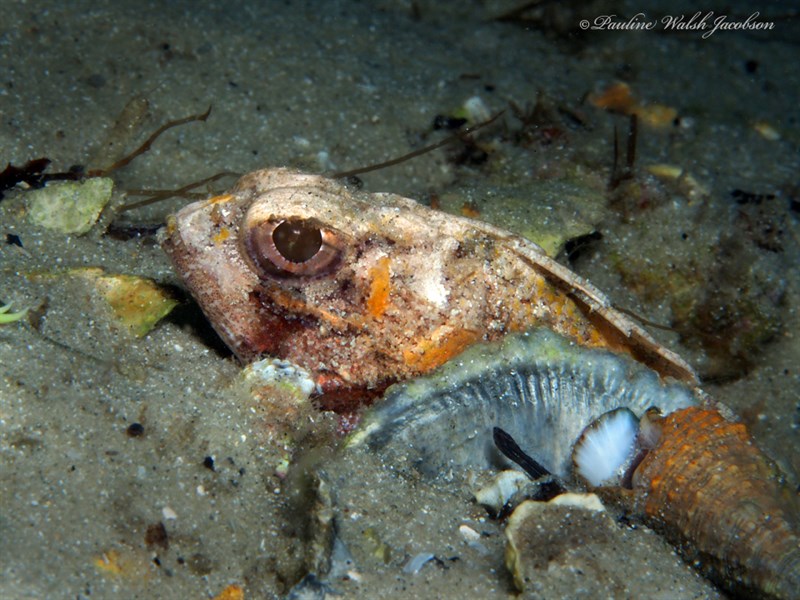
xmin=0 ymin=158 xmax=50 ymax=199
xmin=5 ymin=233 xmax=23 ymax=247
xmin=145 ymin=521 xmax=169 ymax=551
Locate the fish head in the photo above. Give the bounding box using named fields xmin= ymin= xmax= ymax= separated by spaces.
xmin=160 ymin=168 xmax=491 ymax=405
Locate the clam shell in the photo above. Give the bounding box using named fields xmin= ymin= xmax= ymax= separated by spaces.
xmin=348 ymin=328 xmax=699 ymax=479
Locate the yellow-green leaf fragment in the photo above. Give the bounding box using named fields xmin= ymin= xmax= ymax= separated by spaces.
xmin=92 ymin=273 xmax=178 ymax=337
xmin=26 ymin=268 xmax=177 ymax=337
xmin=26 ymin=177 xmax=114 ymax=234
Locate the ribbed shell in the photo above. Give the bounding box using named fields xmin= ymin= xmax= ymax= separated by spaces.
xmin=349 ymin=328 xmax=698 ymax=479
xmin=632 ymin=407 xmax=800 ymax=600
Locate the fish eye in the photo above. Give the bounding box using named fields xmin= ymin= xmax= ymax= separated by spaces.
xmin=272 ymin=220 xmax=322 ymax=262
xmin=241 ymin=216 xmax=345 ymax=279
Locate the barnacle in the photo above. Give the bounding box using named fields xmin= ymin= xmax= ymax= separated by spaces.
xmin=0 ymin=302 xmax=27 ymax=324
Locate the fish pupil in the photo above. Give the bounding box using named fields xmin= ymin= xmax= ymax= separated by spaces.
xmin=272 ymin=220 xmax=323 ymax=262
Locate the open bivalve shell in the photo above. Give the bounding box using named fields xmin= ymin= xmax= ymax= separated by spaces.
xmin=348 ymin=328 xmax=699 ymax=481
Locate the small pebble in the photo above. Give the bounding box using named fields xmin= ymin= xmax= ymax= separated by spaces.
xmin=126 ymin=423 xmax=145 ymax=437
xmin=403 ymin=552 xmax=435 ymax=574
xmin=458 ymin=524 xmax=480 ymax=542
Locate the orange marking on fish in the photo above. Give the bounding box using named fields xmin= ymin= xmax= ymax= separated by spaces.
xmin=208 ymin=193 xmax=234 ymax=204
xmin=403 ymin=327 xmax=481 ymax=371
xmin=266 ymin=287 xmax=363 ymax=332
xmin=212 ymin=226 xmax=230 ymax=244
xmin=366 ymin=256 xmax=391 ymax=319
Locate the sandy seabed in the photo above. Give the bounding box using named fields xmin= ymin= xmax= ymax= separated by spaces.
xmin=1 ymin=1 xmax=798 ymax=598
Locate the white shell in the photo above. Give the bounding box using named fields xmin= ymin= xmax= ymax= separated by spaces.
xmin=573 ymin=408 xmax=639 ymax=486
xmin=474 ymin=470 xmax=534 ymax=515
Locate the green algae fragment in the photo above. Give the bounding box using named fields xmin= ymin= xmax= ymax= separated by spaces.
xmin=26 ymin=177 xmax=114 ymax=234
xmin=363 ymin=527 xmax=392 ymax=564
xmin=0 ymin=303 xmax=27 ymax=324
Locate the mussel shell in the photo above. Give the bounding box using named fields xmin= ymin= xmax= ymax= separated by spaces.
xmin=349 ymin=328 xmax=699 ymax=479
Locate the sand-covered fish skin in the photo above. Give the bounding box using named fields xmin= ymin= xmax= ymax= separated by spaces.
xmin=160 ymin=168 xmax=696 ymax=408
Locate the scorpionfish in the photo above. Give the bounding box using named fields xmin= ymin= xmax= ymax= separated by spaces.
xmin=160 ymin=168 xmax=695 ymax=408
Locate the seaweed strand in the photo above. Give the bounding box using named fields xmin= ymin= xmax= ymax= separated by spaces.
xmin=89 ymin=106 xmax=212 ymax=177
xmin=331 ymin=110 xmax=504 ymax=180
